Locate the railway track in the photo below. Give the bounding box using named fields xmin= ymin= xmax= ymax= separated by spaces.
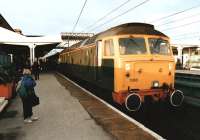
xmin=59 ymin=72 xmax=200 ymax=140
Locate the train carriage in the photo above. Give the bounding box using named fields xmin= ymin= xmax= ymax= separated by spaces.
xmin=59 ymin=23 xmax=184 ymax=111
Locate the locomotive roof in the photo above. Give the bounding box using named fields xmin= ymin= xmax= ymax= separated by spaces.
xmin=97 ymin=22 xmax=168 ymax=39
xmin=61 ymin=23 xmax=168 ymax=53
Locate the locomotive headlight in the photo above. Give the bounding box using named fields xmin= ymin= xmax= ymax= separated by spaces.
xmin=125 ymin=64 xmax=131 ymax=71
xmin=152 ymin=81 xmax=159 ymax=87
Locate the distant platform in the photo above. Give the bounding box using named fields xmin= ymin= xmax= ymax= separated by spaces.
xmin=176 ymin=70 xmax=200 ymax=75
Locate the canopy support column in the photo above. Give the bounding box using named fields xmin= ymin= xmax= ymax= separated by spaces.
xmin=28 ymin=43 xmax=36 ymax=66
xmin=177 ymin=46 xmax=183 ymax=64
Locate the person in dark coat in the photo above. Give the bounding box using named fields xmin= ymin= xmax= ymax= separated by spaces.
xmin=32 ymin=61 xmax=40 ymax=80
xmin=17 ymin=68 xmax=39 ymax=123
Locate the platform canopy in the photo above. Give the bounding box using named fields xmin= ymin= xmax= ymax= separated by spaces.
xmin=41 ymin=42 xmax=68 ymax=59
xmin=0 ymin=27 xmax=27 ymax=44
xmin=0 ymin=27 xmax=62 ymax=65
xmin=0 ymin=27 xmax=62 ymax=45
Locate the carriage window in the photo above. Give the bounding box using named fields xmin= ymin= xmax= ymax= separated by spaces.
xmin=104 ymin=39 xmax=114 ymax=56
xmin=148 ymin=38 xmax=171 ymax=55
xmin=119 ymin=38 xmax=146 ymax=55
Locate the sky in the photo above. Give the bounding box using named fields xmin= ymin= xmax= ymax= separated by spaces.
xmin=1 ymin=0 xmax=200 ymax=45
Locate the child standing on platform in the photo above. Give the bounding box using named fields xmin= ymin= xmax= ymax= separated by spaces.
xmin=17 ymin=68 xmax=39 ymax=123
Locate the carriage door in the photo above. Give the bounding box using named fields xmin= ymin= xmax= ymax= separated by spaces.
xmin=95 ymin=40 xmax=102 ymax=81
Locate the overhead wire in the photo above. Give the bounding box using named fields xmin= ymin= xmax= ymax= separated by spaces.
xmin=147 ymin=3 xmax=200 ymax=44
xmin=173 ymin=35 xmax=200 ymax=40
xmin=156 ymin=12 xmax=200 ymax=27
xmin=172 ymin=32 xmax=200 ymax=38
xmin=82 ymin=0 xmax=132 ymax=32
xmin=87 ymin=0 xmax=150 ymax=32
xmin=149 ymin=4 xmax=200 ymax=23
xmin=173 ymin=33 xmax=200 ymax=40
xmin=161 ymin=19 xmax=200 ymax=31
xmin=72 ymin=0 xmax=88 ymax=33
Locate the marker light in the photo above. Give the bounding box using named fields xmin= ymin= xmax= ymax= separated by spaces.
xmin=125 ymin=64 xmax=131 ymax=71
xmin=169 ymin=63 xmax=172 ymax=71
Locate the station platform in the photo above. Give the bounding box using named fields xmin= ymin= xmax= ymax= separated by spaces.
xmin=0 ymin=73 xmax=160 ymax=140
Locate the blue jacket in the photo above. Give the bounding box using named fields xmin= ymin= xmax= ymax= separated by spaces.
xmin=18 ymin=75 xmax=36 ymax=98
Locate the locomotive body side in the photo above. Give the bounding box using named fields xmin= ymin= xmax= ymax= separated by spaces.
xmin=59 ymin=34 xmax=116 ymax=92
xmin=59 ymin=44 xmax=97 ymax=81
xmin=59 ymin=23 xmax=184 ymax=111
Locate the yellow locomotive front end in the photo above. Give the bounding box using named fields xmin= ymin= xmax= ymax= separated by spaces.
xmin=113 ymin=35 xmax=184 ymax=111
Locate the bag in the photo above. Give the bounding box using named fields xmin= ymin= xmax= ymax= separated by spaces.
xmin=17 ymin=78 xmax=32 ymax=98
xmin=18 ymin=82 xmax=28 ymax=98
xmin=31 ymin=94 xmax=40 ymax=107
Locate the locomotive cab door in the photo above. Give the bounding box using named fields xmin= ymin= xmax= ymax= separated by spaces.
xmin=95 ymin=40 xmax=102 ymax=81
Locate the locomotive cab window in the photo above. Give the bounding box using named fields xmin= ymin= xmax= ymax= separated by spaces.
xmin=119 ymin=38 xmax=146 ymax=55
xmin=148 ymin=38 xmax=171 ymax=55
xmin=104 ymin=39 xmax=114 ymax=56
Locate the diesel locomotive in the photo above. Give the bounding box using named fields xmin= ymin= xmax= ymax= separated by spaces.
xmin=59 ymin=23 xmax=184 ymax=111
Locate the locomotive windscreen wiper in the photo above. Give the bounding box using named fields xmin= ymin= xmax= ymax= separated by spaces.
xmin=150 ymin=38 xmax=163 ymax=54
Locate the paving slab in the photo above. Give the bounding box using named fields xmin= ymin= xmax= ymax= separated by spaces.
xmin=0 ymin=73 xmax=113 ymax=140
xmin=56 ymin=74 xmax=158 ymax=140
